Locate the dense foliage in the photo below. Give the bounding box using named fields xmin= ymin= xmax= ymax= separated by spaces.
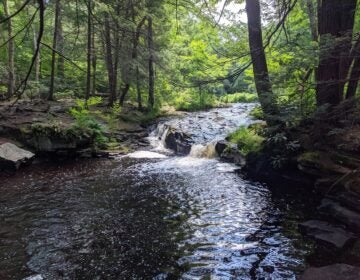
xmin=0 ymin=0 xmax=359 ymax=122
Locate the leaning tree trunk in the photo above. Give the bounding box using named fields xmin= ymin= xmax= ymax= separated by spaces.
xmin=245 ymin=0 xmax=278 ymax=121
xmin=338 ymin=0 xmax=357 ymax=97
xmin=346 ymin=38 xmax=360 ymax=99
xmin=48 ymin=0 xmax=61 ymax=100
xmin=316 ymin=0 xmax=357 ymax=106
xmin=3 ymin=0 xmax=15 ymax=99
xmin=119 ymin=84 xmax=130 ymax=106
xmin=147 ymin=16 xmax=155 ymax=109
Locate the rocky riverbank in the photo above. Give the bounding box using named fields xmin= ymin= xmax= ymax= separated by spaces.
xmin=0 ymin=99 xmax=151 ymax=172
xmin=242 ymin=102 xmax=360 ymax=278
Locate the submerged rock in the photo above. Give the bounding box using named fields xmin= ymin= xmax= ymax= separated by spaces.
xmin=300 ymin=264 xmax=360 ymax=280
xmin=0 ymin=142 xmax=34 ymax=170
xmin=299 ymin=220 xmax=354 ymax=248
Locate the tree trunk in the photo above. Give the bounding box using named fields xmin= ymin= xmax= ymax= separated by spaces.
xmin=245 ymin=0 xmax=278 ymax=120
xmin=104 ymin=13 xmax=116 ymax=106
xmin=304 ymin=0 xmax=318 ymax=41
xmin=91 ymin=23 xmax=96 ymax=97
xmin=147 ymin=16 xmax=155 ymax=109
xmin=316 ymin=0 xmax=356 ymax=106
xmin=346 ymin=39 xmax=360 ymax=98
xmin=136 ymin=66 xmax=142 ymax=110
xmin=338 ymin=0 xmax=357 ymax=97
xmin=48 ymin=0 xmax=61 ymax=100
xmin=119 ymin=15 xmax=147 ymax=107
xmin=3 ymin=0 xmax=15 ymax=99
xmin=346 ymin=57 xmax=360 ymax=99
xmin=85 ymin=0 xmax=92 ymax=101
xmin=57 ymin=1 xmax=64 ymax=79
xmin=33 ymin=26 xmax=41 ymax=83
xmin=119 ymin=84 xmax=130 ymax=106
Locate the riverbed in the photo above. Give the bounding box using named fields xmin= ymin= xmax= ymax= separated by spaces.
xmin=0 ymin=104 xmax=314 ymax=279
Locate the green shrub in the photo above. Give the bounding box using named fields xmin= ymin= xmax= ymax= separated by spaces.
xmin=220 ymin=92 xmax=258 ymax=103
xmin=249 ymin=105 xmax=265 ymax=120
xmin=173 ymin=91 xmax=220 ymax=111
xmin=69 ymin=97 xmax=108 ymax=147
xmin=228 ymin=127 xmax=264 ymax=155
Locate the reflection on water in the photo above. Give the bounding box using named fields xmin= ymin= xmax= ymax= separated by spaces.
xmin=0 ymin=104 xmax=312 ymax=279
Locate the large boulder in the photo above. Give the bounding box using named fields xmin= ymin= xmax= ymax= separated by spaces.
xmin=299 ymin=220 xmax=355 ymax=248
xmin=300 ymin=264 xmax=360 ymax=280
xmin=0 ymin=142 xmax=34 ymax=170
xmin=164 ymin=127 xmax=193 ymax=155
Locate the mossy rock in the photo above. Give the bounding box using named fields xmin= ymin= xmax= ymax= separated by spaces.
xmin=22 ymin=123 xmax=92 ymax=153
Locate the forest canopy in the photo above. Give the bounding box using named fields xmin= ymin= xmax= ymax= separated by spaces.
xmin=0 ymin=0 xmax=359 ymax=121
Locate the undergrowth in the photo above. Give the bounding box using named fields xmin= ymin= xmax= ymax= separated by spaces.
xmin=228 ymin=126 xmax=264 ymax=156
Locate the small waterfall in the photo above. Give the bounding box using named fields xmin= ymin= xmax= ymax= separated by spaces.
xmin=189 ymin=143 xmax=217 ymax=158
xmin=148 ymin=123 xmax=170 ymax=152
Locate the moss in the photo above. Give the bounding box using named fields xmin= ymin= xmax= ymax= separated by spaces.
xmin=298 ymin=151 xmax=322 ymax=163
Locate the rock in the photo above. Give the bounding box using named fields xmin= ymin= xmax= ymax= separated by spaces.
xmin=300 ymin=264 xmax=360 ymax=280
xmin=0 ymin=142 xmax=34 ymax=170
xmin=77 ymin=148 xmax=93 ymax=158
xmin=319 ymin=199 xmax=360 ymax=233
xmin=298 ymin=151 xmax=352 ymax=177
xmin=328 ymin=191 xmax=360 ymax=213
xmin=299 ymin=220 xmax=355 ymax=248
xmin=28 ymin=135 xmax=77 ymax=152
xmin=164 ymin=127 xmax=193 ymax=155
xmin=219 ymin=145 xmax=246 ymax=166
xmin=215 ymin=140 xmax=229 ymax=156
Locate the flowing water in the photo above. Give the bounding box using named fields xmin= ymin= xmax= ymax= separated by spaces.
xmin=0 ymin=104 xmax=313 ymax=280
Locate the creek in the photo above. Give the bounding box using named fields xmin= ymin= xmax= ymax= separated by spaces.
xmin=0 ymin=104 xmax=313 ymax=280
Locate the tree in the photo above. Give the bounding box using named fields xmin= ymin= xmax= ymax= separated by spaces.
xmin=85 ymin=0 xmax=92 ymax=101
xmin=147 ymin=16 xmax=155 ymax=108
xmin=315 ymin=0 xmax=357 ymax=106
xmin=48 ymin=0 xmax=61 ymax=100
xmin=245 ymin=0 xmax=278 ymax=120
xmin=3 ymin=0 xmax=15 ymax=99
xmin=103 ymin=12 xmax=117 ymax=106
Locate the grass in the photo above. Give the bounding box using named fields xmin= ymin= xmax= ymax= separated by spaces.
xmin=219 ymin=92 xmax=258 ymax=103
xmin=228 ymin=126 xmax=264 ymax=156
